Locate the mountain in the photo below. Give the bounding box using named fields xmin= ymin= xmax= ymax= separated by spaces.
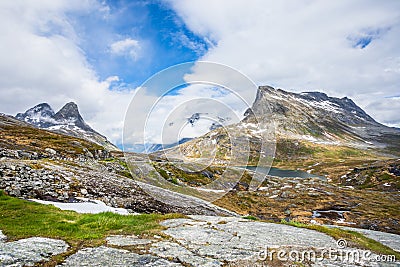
xmin=15 ymin=103 xmax=55 ymax=128
xmin=245 ymin=86 xmax=400 ymax=149
xmin=163 ymin=86 xmax=400 ymax=163
xmin=16 ymin=102 xmax=118 ymax=151
xmin=52 ymin=102 xmax=95 ymax=133
xmin=0 ymin=113 xmax=232 ymax=217
xmin=0 ymin=113 xmax=108 ymax=159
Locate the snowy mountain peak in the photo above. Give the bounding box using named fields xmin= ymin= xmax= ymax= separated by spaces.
xmin=174 ymin=86 xmax=400 ymax=162
xmin=54 ymin=102 xmax=79 ymax=119
xmin=53 ymin=102 xmax=94 ymax=133
xmin=15 ymin=102 xmax=118 ymax=151
xmin=238 ymin=86 xmax=400 ymax=149
xmin=16 ymin=103 xmax=56 ymax=128
xmin=254 ymin=86 xmax=377 ymax=125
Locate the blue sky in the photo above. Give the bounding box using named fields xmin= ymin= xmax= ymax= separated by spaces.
xmin=70 ymin=0 xmax=210 ymax=89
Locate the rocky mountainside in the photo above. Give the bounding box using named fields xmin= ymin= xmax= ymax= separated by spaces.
xmin=246 ymin=86 xmax=400 ymax=150
xmin=168 ymin=86 xmax=400 ymax=164
xmin=16 ymin=102 xmax=118 ymax=151
xmin=0 ymin=113 xmax=233 ymax=216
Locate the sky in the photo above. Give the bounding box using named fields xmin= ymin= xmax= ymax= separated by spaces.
xmin=0 ymin=0 xmax=399 ymax=148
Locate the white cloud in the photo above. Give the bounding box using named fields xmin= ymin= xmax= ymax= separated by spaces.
xmin=110 ymin=38 xmax=141 ymax=60
xmin=171 ymin=31 xmax=207 ymax=55
xmin=2 ymin=0 xmax=399 ymax=150
xmin=124 ymin=84 xmax=248 ymax=145
xmin=0 ymin=0 xmax=132 ymax=145
xmin=167 ymin=0 xmax=400 ymax=127
xmin=123 ymin=62 xmax=259 ymax=146
xmin=145 ymin=85 xmax=244 ymax=144
xmin=364 ymin=97 xmax=400 ymax=128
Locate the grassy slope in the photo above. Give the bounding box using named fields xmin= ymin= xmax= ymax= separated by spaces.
xmin=281 ymin=220 xmax=400 ymax=260
xmin=1 ymin=191 xmax=398 ymax=265
xmin=0 ymin=191 xmax=182 ymax=247
xmin=0 ymin=115 xmax=104 ymax=157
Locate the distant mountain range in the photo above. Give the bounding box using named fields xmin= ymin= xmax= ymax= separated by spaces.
xmin=13 ymin=86 xmax=400 ymax=157
xmin=15 ymin=102 xmax=118 ymax=151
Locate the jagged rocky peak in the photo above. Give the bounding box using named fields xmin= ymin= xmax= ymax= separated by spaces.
xmin=15 ymin=102 xmax=119 ymax=151
xmin=53 ymin=102 xmax=94 ymax=133
xmin=16 ymin=103 xmax=56 ymax=128
xmin=253 ymin=86 xmax=377 ymax=125
xmin=16 ymin=103 xmax=54 ymax=118
xmin=53 ymin=102 xmax=80 ymax=121
xmin=239 ymin=85 xmax=400 ymax=148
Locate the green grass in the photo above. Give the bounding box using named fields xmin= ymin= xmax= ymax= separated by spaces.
xmin=281 ymin=220 xmax=400 ymax=259
xmin=152 ymin=162 xmax=216 ymax=186
xmin=0 ymin=191 xmax=183 ymax=247
xmin=242 ymin=215 xmax=258 ymax=221
xmin=101 ymin=157 xmax=129 ymax=169
xmin=99 ymin=158 xmax=133 ymax=178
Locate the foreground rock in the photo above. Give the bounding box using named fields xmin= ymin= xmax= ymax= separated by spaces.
xmin=0 ymin=236 xmax=68 ymax=266
xmin=333 ymin=226 xmax=400 ymax=252
xmin=59 ymin=216 xmax=400 ymax=266
xmin=58 ymin=246 xmax=181 ymax=267
xmin=157 ymin=216 xmax=400 ymax=266
xmin=0 ymin=231 xmax=6 ymax=242
xmin=161 ymin=215 xmax=338 ymax=263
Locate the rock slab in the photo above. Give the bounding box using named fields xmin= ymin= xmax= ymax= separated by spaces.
xmin=0 ymin=236 xmax=68 ymax=267
xmin=58 ymin=246 xmax=181 ymax=267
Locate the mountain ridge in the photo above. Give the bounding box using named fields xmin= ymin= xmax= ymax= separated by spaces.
xmin=15 ymin=102 xmax=118 ymax=151
xmin=247 ymin=86 xmax=399 ymax=148
xmin=163 ymin=86 xmax=400 ymax=164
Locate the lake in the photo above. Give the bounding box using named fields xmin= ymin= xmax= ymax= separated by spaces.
xmin=243 ymin=166 xmax=326 ymax=180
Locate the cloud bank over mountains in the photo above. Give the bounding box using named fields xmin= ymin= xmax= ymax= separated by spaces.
xmin=0 ymin=0 xmax=399 ymax=147
xmin=169 ymin=0 xmax=400 ymax=127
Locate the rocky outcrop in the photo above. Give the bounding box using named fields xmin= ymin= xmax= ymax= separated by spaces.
xmin=247 ymin=86 xmax=400 ymax=150
xmin=0 ymin=147 xmax=110 ymax=161
xmin=0 ymin=236 xmax=68 ymax=266
xmin=58 ymin=246 xmax=182 ymax=267
xmin=0 ymin=159 xmax=235 ymax=216
xmin=1 ymin=213 xmax=399 ymax=266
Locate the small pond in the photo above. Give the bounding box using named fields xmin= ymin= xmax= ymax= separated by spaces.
xmin=242 ymin=166 xmax=326 ymax=180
